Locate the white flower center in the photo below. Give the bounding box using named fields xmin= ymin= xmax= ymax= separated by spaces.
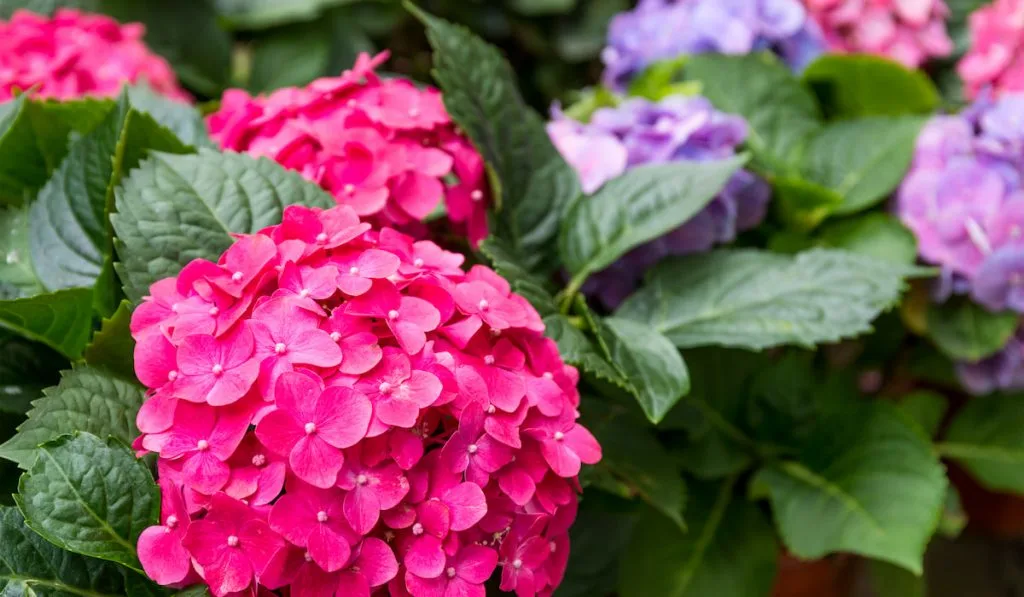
xmin=471 ymin=190 xmax=484 ymax=202
xmin=483 ymin=355 xmax=495 ymax=366
xmin=543 ymin=372 xmax=554 ymax=380
xmin=232 ymin=271 xmax=244 ymax=282
xmin=490 ymin=328 xmax=501 ymax=337
xmin=304 ymin=422 xmax=317 ymax=435
xmin=316 ymin=233 xmax=328 ymax=243
xmin=467 ymin=444 xmax=478 ymax=454
xmin=227 ymin=535 xmax=239 ymax=547
xmin=211 ymin=364 xmax=223 ymax=375
xmin=196 ymin=440 xmax=210 ymax=451
xmin=166 ymin=515 xmax=179 ymax=528
xmin=486 ymin=405 xmax=496 ymax=414
xmin=304 ymin=551 xmax=314 ymax=562
xmin=554 ymin=431 xmax=565 ymax=441
xmin=412 ymin=522 xmax=424 ymax=535
xmin=274 ymin=342 xmax=287 ymax=354
xmin=478 ymin=299 xmax=489 ymax=311
xmin=356 ymin=474 xmax=369 ymax=486
xmin=349 ymin=266 xmax=360 ymax=276
xmin=512 ymin=559 xmax=523 ymax=569
xmin=299 ymin=288 xmax=310 ymax=298
xmin=378 ymin=382 xmax=392 ymax=395
xmin=252 ymin=454 xmax=266 ymax=467
xmin=317 ymin=510 xmax=329 ymax=523
xmin=550 ymin=541 xmax=557 ymax=552
xmin=208 ymin=306 xmax=219 ymax=316
xmin=446 ymin=567 xmax=457 ymax=578
xmin=167 ymin=370 xmax=178 ymax=381
xmin=413 ymin=258 xmax=424 ymax=268
xmin=330 ymin=332 xmax=342 ymax=342
xmin=388 ymin=309 xmax=400 ymax=320
xmin=344 ymin=184 xmax=355 ymax=195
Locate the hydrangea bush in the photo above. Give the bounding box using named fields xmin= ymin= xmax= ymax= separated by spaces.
xmin=2 ymin=2 xmax=1024 ymax=597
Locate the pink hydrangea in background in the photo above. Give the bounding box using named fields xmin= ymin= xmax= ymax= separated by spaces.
xmin=0 ymin=9 xmax=188 ymax=102
xmin=131 ymin=204 xmax=599 ymax=596
xmin=803 ymin=0 xmax=954 ymax=68
xmin=207 ymin=53 xmax=490 ymax=246
xmin=958 ymin=0 xmax=1024 ymax=99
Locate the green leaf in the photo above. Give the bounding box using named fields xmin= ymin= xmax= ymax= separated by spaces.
xmin=111 ymin=149 xmax=335 ymax=302
xmin=16 ymin=433 xmax=158 ymax=571
xmin=618 ymin=478 xmax=777 ymax=597
xmin=799 ymin=116 xmax=925 ymax=216
xmin=0 ymin=0 xmax=232 ymax=96
xmin=173 ymin=586 xmax=213 ymax=597
xmin=897 ymin=390 xmax=948 ymax=438
xmin=599 ymin=317 xmax=689 ymax=424
xmin=82 ymin=301 xmax=136 ymax=381
xmin=937 ymin=485 xmax=967 ymax=538
xmin=926 ymin=298 xmax=1019 ymax=361
xmin=0 ymin=330 xmax=64 ymax=416
xmin=508 ymin=0 xmax=576 ymax=15
xmin=215 ymin=0 xmax=356 ymax=29
xmin=0 ymin=94 xmax=113 ymax=206
xmin=29 ymin=95 xmax=191 ymax=294
xmin=942 ymin=394 xmax=1024 ymax=493
xmin=771 ymin=176 xmax=843 ymax=231
xmin=0 ymin=506 xmax=127 ymax=597
xmin=818 ymin=213 xmax=918 ymax=265
xmin=802 ymin=54 xmax=941 ymax=119
xmin=593 ymin=419 xmax=687 ymax=529
xmin=864 ymin=559 xmax=926 ymax=597
xmin=560 ymin=86 xmax=619 ymax=122
xmin=0 ymin=365 xmax=145 ymax=469
xmin=683 ymin=53 xmax=821 ymax=174
xmin=627 ymin=57 xmax=696 ymax=101
xmin=617 ymin=249 xmax=914 ymax=350
xmin=126 ymin=84 xmax=213 ymax=149
xmin=553 ymin=0 xmax=630 ymax=63
xmin=0 ymin=205 xmax=43 ymax=297
xmin=556 ymin=493 xmax=638 ymax=597
xmin=0 ymin=287 xmax=94 ymax=358
xmin=559 ymin=158 xmax=746 ymax=291
xmin=248 ymin=22 xmax=331 ymax=92
xmin=751 ymin=401 xmax=947 ymax=574
xmin=410 ymin=5 xmax=581 ymax=273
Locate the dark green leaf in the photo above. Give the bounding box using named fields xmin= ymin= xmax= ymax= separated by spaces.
xmin=818 ymin=213 xmax=918 ymax=265
xmin=683 ymin=53 xmax=821 ymax=174
xmin=0 ymin=506 xmax=126 ymax=597
xmin=586 ymin=408 xmax=687 ymax=529
xmin=173 ymin=587 xmax=212 ymax=597
xmin=800 ymin=116 xmax=925 ymax=216
xmin=0 ymin=330 xmax=64 ymax=416
xmin=617 ymin=249 xmax=914 ymax=350
xmin=0 ymin=365 xmax=145 ymax=468
xmin=82 ymin=301 xmax=136 ymax=381
xmin=771 ymin=176 xmax=843 ymax=231
xmin=16 ymin=433 xmax=158 ymax=571
xmin=29 ymin=95 xmax=191 ymax=294
xmin=618 ymin=479 xmax=777 ymax=597
xmin=543 ymin=315 xmax=631 ymax=393
xmin=248 ymin=22 xmax=331 ymax=92
xmin=599 ymin=317 xmax=689 ymax=424
xmin=0 ymin=287 xmax=94 ymax=358
xmin=938 ymin=486 xmax=967 ymax=538
xmin=751 ymin=401 xmax=947 ymax=574
xmin=215 ymin=0 xmax=357 ymax=29
xmin=127 ymin=84 xmax=213 ymax=148
xmin=559 ymin=158 xmax=746 ymax=291
xmin=926 ymin=298 xmax=1019 ymax=361
xmin=864 ymin=559 xmax=926 ymax=597
xmin=112 ymin=149 xmax=335 ymax=302
xmin=0 ymin=94 xmax=113 ymax=206
xmin=942 ymin=393 xmax=1024 ymax=493
xmin=803 ymin=54 xmax=940 ymax=119
xmin=411 ymin=5 xmax=581 ymax=273
xmin=553 ymin=0 xmax=629 ymax=62
xmin=556 ymin=493 xmax=638 ymax=597
xmin=897 ymin=390 xmax=948 ymax=438
xmin=508 ymin=0 xmax=575 ymax=15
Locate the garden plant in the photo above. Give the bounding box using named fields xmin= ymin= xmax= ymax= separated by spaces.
xmin=0 ymin=1 xmax=1024 ymax=596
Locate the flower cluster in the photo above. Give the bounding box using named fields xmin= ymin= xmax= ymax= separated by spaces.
xmin=897 ymin=93 xmax=1024 ymax=394
xmin=131 ymin=204 xmax=599 ymax=596
xmin=958 ymin=0 xmax=1024 ymax=99
xmin=548 ymin=96 xmax=770 ymax=308
xmin=601 ymin=0 xmax=826 ymax=90
xmin=207 ymin=53 xmax=489 ymax=246
xmin=0 ymin=9 xmax=187 ymax=102
xmin=802 ymin=0 xmax=954 ymax=68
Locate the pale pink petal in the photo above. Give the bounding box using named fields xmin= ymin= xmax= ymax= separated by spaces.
xmin=138 ymin=525 xmax=190 ymax=585
xmin=290 ymin=436 xmax=344 ymax=488
xmin=316 ymin=386 xmax=372 ymax=448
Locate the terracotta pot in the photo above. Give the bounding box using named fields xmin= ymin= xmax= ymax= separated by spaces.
xmin=772 ymin=554 xmax=852 ymax=597
xmin=950 ymin=465 xmax=1024 ymax=538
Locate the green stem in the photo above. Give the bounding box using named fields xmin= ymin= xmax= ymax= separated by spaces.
xmin=559 ymin=272 xmax=588 ymax=314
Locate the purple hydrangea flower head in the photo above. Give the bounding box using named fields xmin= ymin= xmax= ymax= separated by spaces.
xmin=547 ymin=96 xmax=770 ymax=309
xmin=972 ymin=246 xmax=1024 ymax=311
xmin=602 ymin=0 xmax=827 ymax=90
xmin=956 ymin=332 xmax=1024 ymax=395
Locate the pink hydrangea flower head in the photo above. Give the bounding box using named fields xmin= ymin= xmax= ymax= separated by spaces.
xmin=0 ymin=9 xmax=188 ymax=101
xmin=958 ymin=0 xmax=1024 ymax=99
xmin=803 ymin=0 xmax=954 ymax=67
xmin=206 ymin=52 xmax=491 ymax=244
xmin=132 ymin=203 xmax=599 ymax=595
